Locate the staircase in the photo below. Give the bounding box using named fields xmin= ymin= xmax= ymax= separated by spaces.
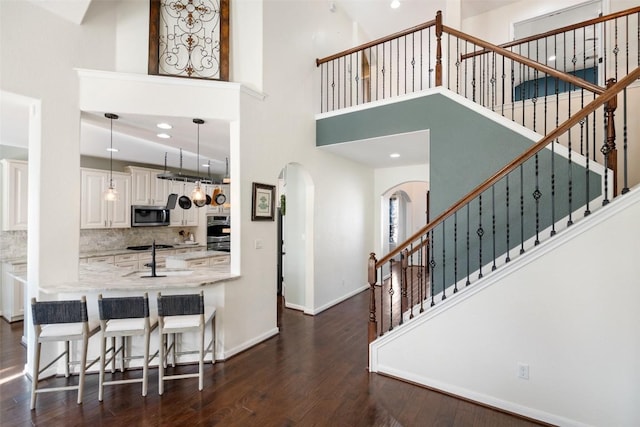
xmin=316 ymin=7 xmax=640 ymax=426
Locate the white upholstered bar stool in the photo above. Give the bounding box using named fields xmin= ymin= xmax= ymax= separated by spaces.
xmin=30 ymin=296 xmax=100 ymax=410
xmin=157 ymin=290 xmax=216 ymax=395
xmin=97 ymin=293 xmax=158 ymax=401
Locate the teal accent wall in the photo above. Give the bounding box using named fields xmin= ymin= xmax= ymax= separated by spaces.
xmin=316 ymin=92 xmax=603 ymax=293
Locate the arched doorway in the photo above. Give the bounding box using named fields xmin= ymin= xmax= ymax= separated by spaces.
xmin=278 ymin=163 xmax=314 ymax=313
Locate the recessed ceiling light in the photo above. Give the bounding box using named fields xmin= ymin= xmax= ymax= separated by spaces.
xmin=390 ymin=153 xmax=400 ymax=158
xmin=106 ymin=147 xmax=119 ymax=152
xmin=548 ymin=55 xmax=557 ymax=62
xmin=157 ymin=133 xmax=171 ymax=139
xmin=390 ymin=0 xmax=400 ymax=9
xmin=202 ymin=163 xmax=210 ymax=168
xmin=157 ymin=123 xmax=172 ymax=130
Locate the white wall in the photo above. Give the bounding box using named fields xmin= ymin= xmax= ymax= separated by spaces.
xmin=371 ymin=187 xmax=640 ymax=426
xmin=262 ymin=0 xmax=375 ymax=314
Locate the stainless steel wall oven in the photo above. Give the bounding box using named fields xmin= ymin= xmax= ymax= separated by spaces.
xmin=207 ymin=215 xmax=230 ymax=252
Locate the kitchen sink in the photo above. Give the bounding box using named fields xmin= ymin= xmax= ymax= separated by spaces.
xmin=122 ymin=269 xmax=194 ymax=278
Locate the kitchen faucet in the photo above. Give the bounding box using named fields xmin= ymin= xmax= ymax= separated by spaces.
xmin=143 ymin=240 xmax=165 ymax=278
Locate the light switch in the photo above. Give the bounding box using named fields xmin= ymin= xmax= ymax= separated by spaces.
xmin=254 ymin=239 xmax=263 ymax=249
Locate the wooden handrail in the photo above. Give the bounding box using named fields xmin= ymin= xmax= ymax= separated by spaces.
xmin=460 ymin=6 xmax=640 ymax=61
xmin=376 ymin=66 xmax=640 ymax=269
xmin=443 ymin=25 xmax=605 ymax=96
xmin=316 ymin=19 xmax=437 ymax=66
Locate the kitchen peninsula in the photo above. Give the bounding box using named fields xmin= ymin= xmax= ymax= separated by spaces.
xmin=29 ymin=249 xmax=238 ymax=374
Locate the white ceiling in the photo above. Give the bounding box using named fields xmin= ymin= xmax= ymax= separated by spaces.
xmin=1 ymin=0 xmax=515 ymax=171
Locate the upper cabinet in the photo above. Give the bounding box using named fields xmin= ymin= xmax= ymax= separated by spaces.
xmin=170 ymin=181 xmax=199 ymax=226
xmin=81 ymin=168 xmax=131 ymax=229
xmin=126 ymin=166 xmax=171 ymax=206
xmin=1 ymin=159 xmax=29 ymax=231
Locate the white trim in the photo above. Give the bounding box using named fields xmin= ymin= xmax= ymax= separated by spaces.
xmin=308 ymin=284 xmax=369 ymax=315
xmin=376 ymin=364 xmax=591 ymax=427
xmin=74 ymin=68 xmax=266 ymax=100
xmin=222 ymin=327 xmax=279 ymax=360
xmin=285 ymin=301 xmax=306 ymax=312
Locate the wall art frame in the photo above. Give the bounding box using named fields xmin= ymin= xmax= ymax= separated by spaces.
xmin=251 ymin=182 xmax=275 ymax=221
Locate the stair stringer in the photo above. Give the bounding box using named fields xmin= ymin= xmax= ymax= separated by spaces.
xmin=369 ymin=186 xmax=640 ymax=427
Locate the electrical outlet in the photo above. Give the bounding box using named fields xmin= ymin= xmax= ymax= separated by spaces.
xmin=517 ymin=363 xmax=530 ymax=380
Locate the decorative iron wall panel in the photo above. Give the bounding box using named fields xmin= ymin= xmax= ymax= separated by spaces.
xmin=149 ymin=0 xmax=229 ymax=81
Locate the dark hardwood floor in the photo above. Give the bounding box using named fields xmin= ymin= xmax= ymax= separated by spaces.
xmin=0 ymin=291 xmax=547 ymax=426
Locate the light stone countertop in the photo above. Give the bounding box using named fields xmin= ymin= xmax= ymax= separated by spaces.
xmin=35 ymin=262 xmax=239 ymax=294
xmin=166 ymin=250 xmax=229 ymax=261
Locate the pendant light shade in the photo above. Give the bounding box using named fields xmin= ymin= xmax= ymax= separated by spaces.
xmin=104 ymin=113 xmax=119 ymax=201
xmin=191 ymin=118 xmax=207 ymax=204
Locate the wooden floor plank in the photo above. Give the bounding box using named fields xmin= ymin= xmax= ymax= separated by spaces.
xmin=0 ymin=291 xmax=546 ymax=426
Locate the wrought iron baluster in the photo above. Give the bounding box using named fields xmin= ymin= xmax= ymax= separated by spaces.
xmin=505 ymin=175 xmax=511 ymax=263
xmin=337 ymin=57 xmax=341 ymax=110
xmin=622 ymin=15 xmax=630 ymax=195
xmin=456 ymin=37 xmax=461 ymax=94
xmin=378 ymin=265 xmax=383 ymax=336
xmin=472 ymin=47 xmax=477 ymax=103
xmin=376 ymin=45 xmax=379 ymax=102
xmin=411 ymin=32 xmax=415 ymax=93
xmin=331 ymin=60 xmax=336 ymax=111
xmin=409 ymin=243 xmax=415 ymax=319
xmin=419 ymin=235 xmax=425 ymax=313
xmin=585 ymin=116 xmax=591 ymax=216
xmin=447 ymin=33 xmax=452 ymax=91
xmin=510 ymin=58 xmax=515 ymax=122
xmin=320 ymin=63 xmax=325 ymax=112
xmin=429 ymin=229 xmax=435 ymax=307
xmin=477 ymin=194 xmax=484 ymax=279
xmin=466 ymin=204 xmax=470 ymax=285
xmin=441 ymin=222 xmax=446 ymax=301
xmin=388 ymin=259 xmax=395 ymax=331
xmin=492 ymin=186 xmax=497 ymax=271
xmin=520 ymin=164 xmax=525 ymax=255
xmin=454 ymin=211 xmax=459 ymax=293
xmin=501 ymin=55 xmax=505 ymax=116
xmin=533 ymin=153 xmax=541 ymax=245
xmin=349 ymin=54 xmax=352 ymax=108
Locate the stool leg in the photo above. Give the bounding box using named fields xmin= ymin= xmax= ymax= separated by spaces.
xmin=211 ymin=314 xmax=216 ymax=365
xmin=171 ymin=333 xmax=176 ymax=367
xmin=78 ymin=332 xmax=89 ymax=404
xmin=120 ymin=336 xmax=126 ymax=373
xmin=64 ymin=341 xmax=70 ymax=377
xmin=142 ymin=329 xmax=150 ymax=397
xmin=99 ymin=334 xmax=106 ymax=402
xmin=30 ymin=341 xmax=42 ymax=410
xmin=199 ymin=324 xmax=204 ymax=391
xmin=110 ymin=336 xmax=116 ymax=373
xmin=158 ymin=333 xmax=165 ymax=395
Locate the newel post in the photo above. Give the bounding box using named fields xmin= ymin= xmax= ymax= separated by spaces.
xmin=435 ymin=10 xmax=443 ymax=87
xmin=368 ymin=253 xmax=378 ymax=344
xmin=603 ymin=78 xmax=618 ymax=197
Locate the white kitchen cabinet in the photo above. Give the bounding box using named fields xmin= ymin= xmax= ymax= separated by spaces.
xmin=81 ymin=168 xmax=131 ymax=229
xmin=1 ymin=262 xmax=26 ymax=322
xmin=170 ymin=181 xmax=199 ymax=226
xmin=1 ymin=159 xmax=29 ymax=231
xmin=86 ymin=255 xmax=115 ymax=264
xmin=126 ymin=166 xmax=171 ymax=206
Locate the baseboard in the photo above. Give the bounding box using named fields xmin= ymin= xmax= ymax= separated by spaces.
xmin=284 ymin=301 xmax=306 ymax=312
xmin=308 ymin=284 xmax=369 ymax=315
xmin=222 ymin=327 xmax=280 ymax=360
xmin=375 ymin=365 xmax=587 ymax=427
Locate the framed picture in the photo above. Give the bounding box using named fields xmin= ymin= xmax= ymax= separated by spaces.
xmin=252 ymin=182 xmax=275 ymax=221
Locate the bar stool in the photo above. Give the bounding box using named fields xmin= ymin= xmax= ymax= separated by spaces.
xmin=97 ymin=293 xmax=158 ymax=401
xmin=30 ymin=296 xmax=100 ymax=410
xmin=157 ymin=290 xmax=216 ymax=395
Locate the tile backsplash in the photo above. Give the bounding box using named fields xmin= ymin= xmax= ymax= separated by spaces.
xmin=80 ymin=227 xmax=196 ymax=253
xmin=0 ymin=230 xmax=27 ymax=260
xmin=0 ymin=227 xmax=195 ymax=261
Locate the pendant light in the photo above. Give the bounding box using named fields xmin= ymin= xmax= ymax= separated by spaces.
xmin=104 ymin=113 xmax=119 ymax=201
xmin=191 ymin=118 xmax=207 ymax=204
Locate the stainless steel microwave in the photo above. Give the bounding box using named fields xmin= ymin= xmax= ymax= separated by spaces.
xmin=131 ymin=205 xmax=170 ymax=227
